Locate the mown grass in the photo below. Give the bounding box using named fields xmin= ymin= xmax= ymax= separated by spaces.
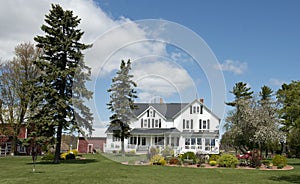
xmin=0 ymin=154 xmax=299 ymax=184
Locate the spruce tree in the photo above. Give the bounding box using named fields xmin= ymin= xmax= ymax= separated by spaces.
xmin=33 ymin=4 xmax=93 ymax=163
xmin=107 ymin=60 xmax=137 ymax=156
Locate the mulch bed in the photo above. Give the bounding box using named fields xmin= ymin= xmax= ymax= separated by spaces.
xmin=121 ymin=162 xmax=294 ymax=170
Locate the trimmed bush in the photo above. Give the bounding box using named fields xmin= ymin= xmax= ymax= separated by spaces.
xmin=209 ymin=160 xmax=217 ymax=166
xmin=218 ymin=154 xmax=239 ymax=168
xmin=272 ymin=155 xmax=287 ymax=166
xmin=262 ymin=160 xmax=270 ymax=166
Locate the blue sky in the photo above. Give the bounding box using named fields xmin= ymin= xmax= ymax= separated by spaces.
xmin=0 ymin=0 xmax=299 ymax=136
xmin=93 ymin=0 xmax=300 ymax=127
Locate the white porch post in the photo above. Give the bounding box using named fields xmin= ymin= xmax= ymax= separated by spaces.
xmin=150 ymin=135 xmax=153 ymax=147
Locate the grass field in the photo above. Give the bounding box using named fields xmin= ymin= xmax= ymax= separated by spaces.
xmin=0 ymin=154 xmax=300 ymax=184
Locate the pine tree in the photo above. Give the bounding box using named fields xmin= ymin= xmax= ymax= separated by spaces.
xmin=107 ymin=60 xmax=137 ymax=156
xmin=33 ymin=4 xmax=93 ymax=163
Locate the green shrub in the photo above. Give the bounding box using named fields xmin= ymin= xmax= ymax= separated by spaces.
xmin=150 ymin=154 xmax=166 ymax=166
xmin=218 ymin=154 xmax=239 ymax=168
xmin=272 ymin=155 xmax=287 ymax=166
xmin=209 ymin=154 xmax=220 ymax=162
xmin=277 ymin=164 xmax=284 ymax=169
xmin=209 ymin=160 xmax=217 ymax=166
xmin=41 ymin=152 xmax=54 ymax=161
xmin=182 ymin=152 xmax=196 ymax=162
xmin=262 ymin=160 xmax=270 ymax=166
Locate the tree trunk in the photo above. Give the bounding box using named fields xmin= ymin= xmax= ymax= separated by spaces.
xmin=54 ymin=124 xmax=63 ymax=164
xmin=121 ymin=136 xmax=125 ymax=157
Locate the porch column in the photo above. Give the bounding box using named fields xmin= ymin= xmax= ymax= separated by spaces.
xmin=150 ymin=135 xmax=153 ymax=147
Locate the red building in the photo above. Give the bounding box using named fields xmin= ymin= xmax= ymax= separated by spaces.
xmin=77 ymin=137 xmax=106 ymax=153
xmin=0 ymin=125 xmax=27 ymax=156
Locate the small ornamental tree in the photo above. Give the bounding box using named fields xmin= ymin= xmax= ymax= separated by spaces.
xmin=107 ymin=60 xmax=137 ymax=156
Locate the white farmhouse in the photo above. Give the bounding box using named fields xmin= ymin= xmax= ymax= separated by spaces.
xmin=104 ymin=99 xmax=220 ymax=155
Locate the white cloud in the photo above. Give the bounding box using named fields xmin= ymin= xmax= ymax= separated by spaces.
xmin=0 ymin=0 xmax=197 ymax=121
xmin=132 ymin=60 xmax=194 ymax=101
xmin=214 ymin=59 xmax=247 ymax=75
xmin=269 ymin=78 xmax=286 ymax=87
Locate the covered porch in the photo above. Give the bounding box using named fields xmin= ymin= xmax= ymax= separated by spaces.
xmin=128 ymin=128 xmax=181 ymax=153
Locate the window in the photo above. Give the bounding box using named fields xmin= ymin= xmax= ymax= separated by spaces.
xmin=147 ymin=110 xmax=149 ymax=117
xmin=186 ymin=120 xmax=189 ymax=129
xmin=190 ymin=106 xmax=192 ymax=114
xmin=199 ymin=119 xmax=202 ymax=129
xmin=197 ymin=106 xmax=200 ymax=113
xmin=155 ymin=137 xmax=164 ymax=145
xmin=203 ymin=120 xmax=207 ymax=129
xmin=155 ymin=120 xmax=158 ymax=128
xmin=152 ymin=119 xmax=154 ymax=128
xmin=191 ymin=138 xmax=196 ymax=145
xmin=141 ymin=118 xmax=143 ymax=128
xmin=200 ymin=105 xmax=203 ymax=114
xmin=183 ymin=119 xmax=185 ymax=129
xmin=207 ymin=119 xmax=210 ymax=129
xmin=211 ymin=139 xmax=215 ymax=146
xmin=193 ymin=106 xmax=196 ymax=113
xmin=153 ymin=110 xmax=156 ymax=117
xmin=191 ymin=119 xmax=193 ymax=129
xmin=144 ymin=119 xmax=147 ymax=128
xmin=197 ymin=138 xmax=202 ymax=145
xmin=113 ymin=135 xmax=120 ymax=142
xmin=159 ymin=119 xmax=161 ymax=128
xmin=141 ymin=137 xmax=146 ymax=145
xmin=148 ymin=119 xmax=150 ymax=128
xmin=205 ymin=138 xmax=210 ymax=151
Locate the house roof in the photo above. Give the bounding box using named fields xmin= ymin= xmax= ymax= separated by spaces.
xmin=134 ymin=103 xmax=189 ymax=120
xmin=130 ymin=128 xmax=180 ymax=135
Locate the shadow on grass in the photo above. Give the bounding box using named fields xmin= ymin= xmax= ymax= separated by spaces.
xmin=270 ymin=175 xmax=300 ymax=184
xmin=26 ymin=159 xmax=98 ymax=165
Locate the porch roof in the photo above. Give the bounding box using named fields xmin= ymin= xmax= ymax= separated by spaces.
xmin=130 ymin=128 xmax=180 ymax=135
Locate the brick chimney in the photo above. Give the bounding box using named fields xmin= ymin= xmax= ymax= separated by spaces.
xmin=160 ymin=98 xmax=163 ymax=104
xmin=200 ymin=98 xmax=204 ymax=103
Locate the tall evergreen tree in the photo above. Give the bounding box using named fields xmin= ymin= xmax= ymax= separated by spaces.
xmin=226 ymin=82 xmax=253 ymax=107
xmin=107 ymin=60 xmax=137 ymax=156
xmin=33 ymin=4 xmax=93 ymax=163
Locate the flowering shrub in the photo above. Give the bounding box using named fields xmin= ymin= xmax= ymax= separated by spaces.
xmin=272 ymin=155 xmax=287 ymax=166
xmin=150 ymin=154 xmax=166 ymax=166
xmin=209 ymin=154 xmax=220 ymax=162
xmin=218 ymin=154 xmax=239 ymax=168
xmin=60 ymin=149 xmax=78 ymax=160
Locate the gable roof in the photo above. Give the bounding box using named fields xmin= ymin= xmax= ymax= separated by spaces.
xmin=134 ymin=103 xmax=189 ymax=120
xmin=172 ymin=99 xmax=221 ymax=121
xmin=134 ymin=99 xmax=221 ymax=121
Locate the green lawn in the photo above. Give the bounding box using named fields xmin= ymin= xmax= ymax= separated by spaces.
xmin=0 ymin=154 xmax=299 ymax=184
